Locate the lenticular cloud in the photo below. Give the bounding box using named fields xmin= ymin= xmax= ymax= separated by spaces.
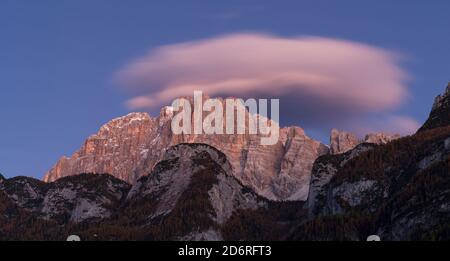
xmin=115 ymin=33 xmax=414 ymax=134
xmin=116 ymin=33 xmax=408 ymax=111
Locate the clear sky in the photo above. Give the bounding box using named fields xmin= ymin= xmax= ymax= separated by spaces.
xmin=1 ymin=0 xmax=449 ymax=179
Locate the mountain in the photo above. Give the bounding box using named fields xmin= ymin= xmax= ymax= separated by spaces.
xmin=6 ymin=82 xmax=450 ymax=241
xmin=43 ymin=96 xmax=397 ymax=201
xmin=43 ymin=99 xmax=331 ymax=201
xmin=290 ymin=126 xmax=450 ymax=240
xmin=121 ymin=143 xmax=303 ymax=240
xmin=289 ymin=83 xmax=450 ymax=240
xmin=0 ymin=172 xmax=131 ymax=240
xmin=307 ymin=142 xmax=377 ymax=216
xmin=0 ymin=143 xmax=303 ymax=240
xmin=2 ymin=83 xmax=450 ymax=241
xmin=0 ymin=174 xmax=130 ymax=224
xmin=418 ymin=82 xmax=450 ymax=132
xmin=330 ymin=128 xmax=399 ymax=154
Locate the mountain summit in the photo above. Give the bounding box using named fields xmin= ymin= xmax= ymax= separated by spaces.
xmin=44 ymin=97 xmax=399 ymax=201
xmin=419 ymin=82 xmax=450 ymax=132
xmin=44 ymin=103 xmax=329 ymax=201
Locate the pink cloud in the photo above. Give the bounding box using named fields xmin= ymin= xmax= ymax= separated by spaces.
xmin=116 ymin=33 xmax=409 ymax=113
xmin=385 ymin=116 xmax=421 ymax=135
xmin=115 ymin=33 xmax=418 ymax=137
xmin=348 ymin=115 xmax=421 ymax=137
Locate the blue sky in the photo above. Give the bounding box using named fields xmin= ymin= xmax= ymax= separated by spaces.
xmin=0 ymin=0 xmax=449 ymax=179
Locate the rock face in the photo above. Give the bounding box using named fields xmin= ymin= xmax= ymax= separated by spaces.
xmin=44 ymin=105 xmax=328 ymax=201
xmin=307 ymin=143 xmax=376 ymax=216
xmin=419 ymin=82 xmax=450 ymax=132
xmin=330 ymin=128 xmax=360 ymax=154
xmin=124 ymin=143 xmax=268 ymax=240
xmin=44 ymin=111 xmax=169 ymax=184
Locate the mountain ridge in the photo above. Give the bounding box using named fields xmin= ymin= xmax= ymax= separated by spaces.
xmin=1 ymin=143 xmax=304 ymax=240
xmin=43 ymin=97 xmax=397 ymax=201
xmin=418 ymin=82 xmax=450 ymax=132
xmin=3 ymin=82 xmax=449 ymax=240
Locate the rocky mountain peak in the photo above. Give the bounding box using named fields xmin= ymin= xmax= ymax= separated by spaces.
xmin=364 ymin=133 xmax=401 ymax=144
xmin=102 ymin=112 xmax=151 ymax=127
xmin=284 ymin=126 xmax=306 ymax=139
xmin=44 ymin=101 xmax=328 ymax=201
xmin=330 ymin=128 xmax=360 ymax=154
xmin=98 ymin=112 xmax=152 ymax=134
xmin=44 ymin=112 xmax=157 ymax=183
xmin=330 ymin=128 xmax=400 ymax=155
xmin=419 ymin=82 xmax=450 ymax=132
xmin=159 ymin=106 xmax=174 ymax=121
xmin=432 ymin=82 xmax=450 ymax=110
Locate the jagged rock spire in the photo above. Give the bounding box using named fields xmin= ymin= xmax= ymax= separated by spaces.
xmin=419 ymin=82 xmax=450 ymax=132
xmin=330 ymin=129 xmax=399 ymax=155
